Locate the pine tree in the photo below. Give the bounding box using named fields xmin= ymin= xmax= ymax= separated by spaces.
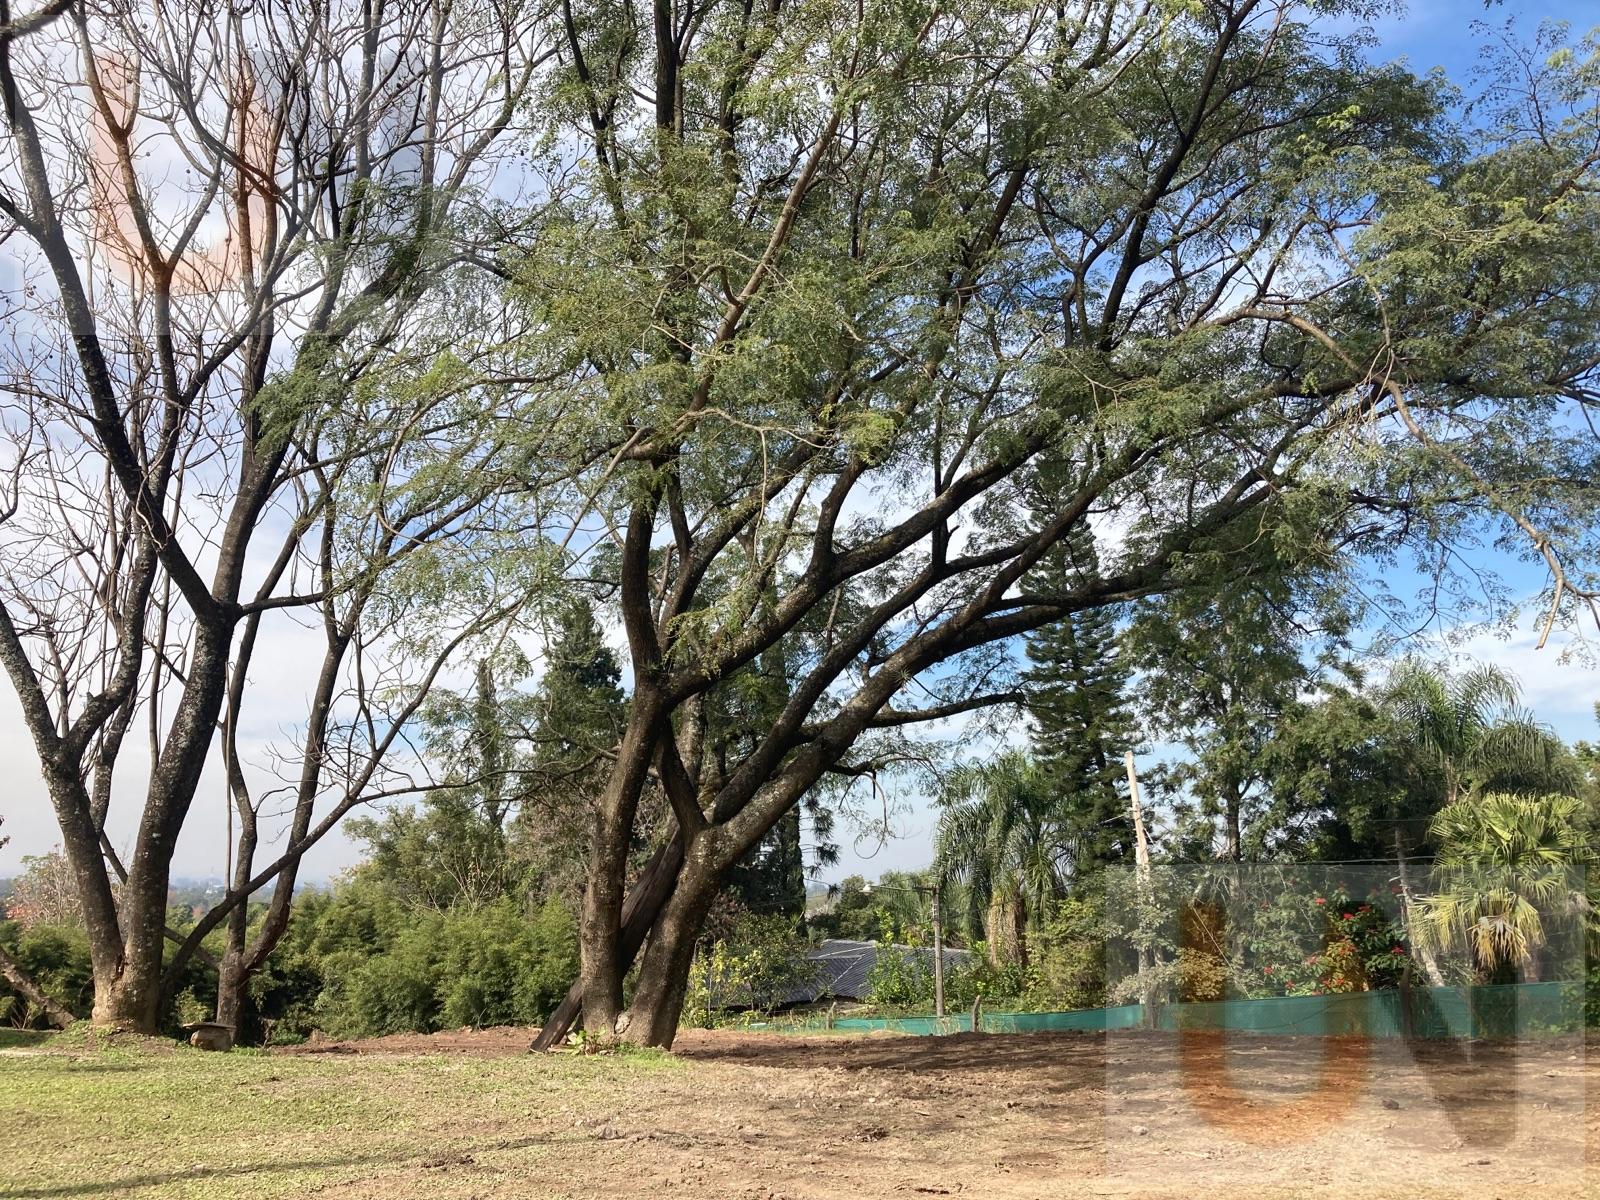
xmin=1021 ymin=522 xmax=1137 ymax=873
xmin=513 ymin=599 xmax=628 ymax=904
xmin=531 ymin=599 xmax=626 ymax=777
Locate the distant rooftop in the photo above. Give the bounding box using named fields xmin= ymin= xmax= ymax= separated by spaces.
xmin=784 ymin=939 xmax=972 ymax=1006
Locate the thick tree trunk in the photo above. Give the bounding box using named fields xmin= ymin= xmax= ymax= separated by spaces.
xmin=0 ymin=943 xmax=75 ymax=1029
xmin=90 ymin=949 xmax=163 ymax=1031
xmin=621 ymin=839 xmax=722 ymax=1049
xmin=531 ymin=832 xmax=686 ymax=1051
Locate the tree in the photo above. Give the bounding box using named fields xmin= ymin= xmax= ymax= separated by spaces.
xmin=936 ymin=751 xmax=1071 ymax=968
xmin=1254 ymin=682 xmax=1407 ymax=861
xmin=1381 ymin=659 xmax=1578 ymax=811
xmin=0 ymin=0 xmax=547 ymax=1031
xmin=1126 ymin=575 xmax=1351 ymax=862
xmin=1577 ymin=705 xmax=1600 ymax=810
xmin=512 ymin=2 xmax=1600 ymax=1049
xmin=510 ymin=600 xmax=630 ymax=907
xmin=1419 ymin=792 xmax=1597 ymax=982
xmin=3 ymin=849 xmax=82 ymax=930
xmin=1368 ymin=657 xmax=1577 ymax=984
xmin=350 ymin=661 xmax=532 ymax=915
xmin=1022 ymin=523 xmax=1136 ymax=870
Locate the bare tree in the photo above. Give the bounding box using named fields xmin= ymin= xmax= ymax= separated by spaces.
xmin=0 ymin=815 xmax=74 ymax=1028
xmin=0 ymin=0 xmax=553 ymax=1032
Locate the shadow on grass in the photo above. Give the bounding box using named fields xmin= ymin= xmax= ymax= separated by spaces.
xmin=676 ymin=1028 xmax=1112 ymax=1080
xmin=4 ymin=1135 xmax=554 ymax=1198
xmin=0 ymin=1029 xmax=57 ymax=1050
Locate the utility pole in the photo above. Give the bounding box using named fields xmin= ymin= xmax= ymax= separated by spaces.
xmin=1125 ymin=750 xmax=1158 ymax=1029
xmin=1126 ymin=750 xmax=1151 ymax=874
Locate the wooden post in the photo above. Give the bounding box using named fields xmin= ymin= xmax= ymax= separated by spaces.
xmin=931 ymin=878 xmax=946 ymax=1022
xmin=1125 ymin=751 xmax=1158 ymax=1029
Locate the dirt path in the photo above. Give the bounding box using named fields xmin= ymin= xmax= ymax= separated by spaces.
xmin=280 ymin=1026 xmax=1593 ymax=1199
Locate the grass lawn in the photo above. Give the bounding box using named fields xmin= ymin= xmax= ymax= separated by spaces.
xmin=1 ymin=1025 xmax=1592 ymax=1199
xmin=0 ymin=1029 xmax=678 ymax=1200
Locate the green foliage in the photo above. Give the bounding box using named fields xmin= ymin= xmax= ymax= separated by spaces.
xmin=1022 ymin=523 xmax=1137 ymax=871
xmin=1419 ymin=792 xmax=1597 ymax=980
xmin=807 ymin=872 xmax=937 ymax=944
xmin=254 ymin=879 xmax=578 ymax=1043
xmin=681 ymin=913 xmax=817 ymax=1028
xmin=1125 ymin=577 xmax=1354 ymax=862
xmin=1241 ymin=884 xmax=1410 ymax=998
xmin=1382 ymin=659 xmax=1580 ymax=811
xmin=935 ymin=751 xmax=1070 ymax=962
xmin=862 ymin=940 xmax=1025 ymax=1012
xmin=1021 ymin=894 xmax=1110 ymax=1012
xmin=0 ymin=921 xmax=93 ymax=1027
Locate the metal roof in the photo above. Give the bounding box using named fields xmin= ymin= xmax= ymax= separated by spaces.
xmin=785 ymin=939 xmax=972 ymax=1004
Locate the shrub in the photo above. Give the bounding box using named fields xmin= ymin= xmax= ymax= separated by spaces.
xmin=1022 ymin=895 xmax=1109 ymax=1011
xmin=0 ymin=921 xmax=93 ymax=1026
xmin=251 ymin=878 xmax=579 ymax=1042
xmin=682 ymin=913 xmax=816 ymax=1028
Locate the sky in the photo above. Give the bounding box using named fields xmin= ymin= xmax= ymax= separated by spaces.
xmin=2 ymin=0 xmax=1598 ymax=889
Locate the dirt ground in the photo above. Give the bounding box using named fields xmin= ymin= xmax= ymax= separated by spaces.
xmin=279 ymin=1025 xmax=1595 ymax=1199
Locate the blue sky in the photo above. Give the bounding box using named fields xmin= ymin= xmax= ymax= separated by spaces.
xmin=3 ymin=1 xmax=1598 ymax=887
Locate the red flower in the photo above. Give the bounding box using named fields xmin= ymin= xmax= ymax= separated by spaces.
xmin=1391 ymin=946 xmax=1405 ymax=956
xmin=1314 ymin=897 xmax=1326 ymax=906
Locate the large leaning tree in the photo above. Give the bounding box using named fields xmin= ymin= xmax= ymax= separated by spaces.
xmin=0 ymin=0 xmax=556 ymax=1032
xmin=503 ymin=0 xmax=1600 ymax=1049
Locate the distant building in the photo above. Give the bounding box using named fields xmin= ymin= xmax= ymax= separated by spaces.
xmin=783 ymin=939 xmax=971 ymax=1006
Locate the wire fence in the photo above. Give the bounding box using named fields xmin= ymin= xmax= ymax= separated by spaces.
xmin=752 ymin=981 xmax=1585 ymax=1039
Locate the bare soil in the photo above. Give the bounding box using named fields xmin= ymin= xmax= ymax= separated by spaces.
xmin=279 ymin=1025 xmax=1595 ymax=1198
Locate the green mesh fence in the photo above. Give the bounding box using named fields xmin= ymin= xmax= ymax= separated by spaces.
xmin=765 ymin=982 xmax=1582 ymax=1039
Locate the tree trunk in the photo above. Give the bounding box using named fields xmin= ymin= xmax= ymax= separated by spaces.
xmin=1222 ymin=785 xmax=1242 ymax=862
xmin=1394 ymin=829 xmax=1447 ymax=988
xmin=621 ymin=839 xmax=721 ymax=1049
xmin=90 ymin=953 xmax=162 ymax=1032
xmin=531 ymin=831 xmax=686 ymax=1051
xmin=215 ymin=950 xmax=247 ymax=1035
xmin=0 ymin=943 xmax=75 ymax=1029
xmin=1013 ymin=899 xmax=1029 ymax=973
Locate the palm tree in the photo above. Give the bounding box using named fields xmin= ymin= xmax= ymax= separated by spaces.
xmin=1381 ymin=659 xmax=1577 ymax=806
xmin=1377 ymin=659 xmax=1579 ymax=984
xmin=934 ymin=751 xmax=1073 ymax=968
xmin=1418 ymin=792 xmax=1596 ymax=981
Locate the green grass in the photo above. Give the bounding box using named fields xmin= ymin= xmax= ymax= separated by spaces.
xmin=0 ymin=1034 xmax=681 ymax=1199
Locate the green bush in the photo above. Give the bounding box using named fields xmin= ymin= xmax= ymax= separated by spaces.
xmin=682 ymin=913 xmax=816 ymax=1028
xmin=1020 ymin=894 xmax=1109 ymax=1011
xmin=0 ymin=921 xmax=93 ymax=1026
xmin=278 ymin=890 xmax=578 ymax=1041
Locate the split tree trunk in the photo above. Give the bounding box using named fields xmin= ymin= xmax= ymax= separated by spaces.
xmin=620 ymin=837 xmax=723 ymax=1048
xmin=531 ymin=832 xmax=686 ymax=1051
